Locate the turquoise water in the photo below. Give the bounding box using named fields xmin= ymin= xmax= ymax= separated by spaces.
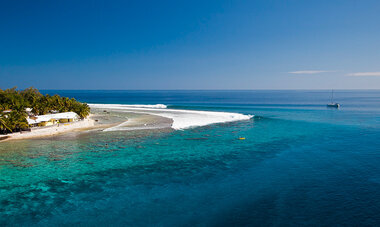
xmin=1 ymin=90 xmax=380 ymax=226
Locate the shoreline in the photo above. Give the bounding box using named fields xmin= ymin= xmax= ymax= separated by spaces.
xmin=89 ymin=104 xmax=253 ymax=130
xmin=0 ymin=111 xmax=172 ymax=142
xmin=0 ymin=117 xmax=96 ymax=142
xmin=0 ymin=105 xmax=252 ymax=142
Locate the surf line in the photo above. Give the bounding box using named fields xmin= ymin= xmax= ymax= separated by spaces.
xmin=89 ymin=104 xmax=253 ymax=130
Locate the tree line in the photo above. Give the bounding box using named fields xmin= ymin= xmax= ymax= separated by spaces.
xmin=0 ymin=87 xmax=90 ymax=134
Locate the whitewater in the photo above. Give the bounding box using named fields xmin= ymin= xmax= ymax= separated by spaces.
xmin=89 ymin=104 xmax=253 ymax=130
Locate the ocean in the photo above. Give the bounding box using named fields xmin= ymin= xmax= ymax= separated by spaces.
xmin=1 ymin=90 xmax=379 ymax=226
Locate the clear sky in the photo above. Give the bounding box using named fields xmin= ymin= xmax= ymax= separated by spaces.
xmin=1 ymin=0 xmax=380 ymax=89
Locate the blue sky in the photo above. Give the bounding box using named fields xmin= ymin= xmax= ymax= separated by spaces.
xmin=1 ymin=0 xmax=380 ymax=89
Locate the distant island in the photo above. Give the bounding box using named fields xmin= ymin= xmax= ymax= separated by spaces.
xmin=0 ymin=87 xmax=91 ymax=135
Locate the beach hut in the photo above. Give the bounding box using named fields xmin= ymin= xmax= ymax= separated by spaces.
xmin=27 ymin=112 xmax=79 ymax=127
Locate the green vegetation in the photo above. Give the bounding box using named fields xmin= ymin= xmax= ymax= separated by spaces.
xmin=0 ymin=87 xmax=90 ymax=134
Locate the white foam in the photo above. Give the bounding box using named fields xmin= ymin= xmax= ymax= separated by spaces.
xmin=94 ymin=104 xmax=167 ymax=109
xmin=103 ymin=119 xmax=132 ymax=132
xmin=89 ymin=104 xmax=253 ymax=130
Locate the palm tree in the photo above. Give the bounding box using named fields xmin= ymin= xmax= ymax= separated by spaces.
xmin=0 ymin=117 xmax=12 ymax=133
xmin=0 ymin=87 xmax=91 ymax=134
xmin=77 ymin=104 xmax=91 ymax=119
xmin=7 ymin=111 xmax=29 ymax=132
xmin=21 ymin=87 xmax=42 ymax=107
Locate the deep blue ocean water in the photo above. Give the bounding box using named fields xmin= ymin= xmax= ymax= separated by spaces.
xmin=1 ymin=90 xmax=380 ymax=226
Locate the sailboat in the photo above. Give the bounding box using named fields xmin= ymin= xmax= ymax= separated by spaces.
xmin=327 ymin=89 xmax=340 ymax=108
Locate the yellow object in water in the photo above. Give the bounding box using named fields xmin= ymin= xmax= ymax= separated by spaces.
xmin=238 ymin=137 xmax=245 ymax=140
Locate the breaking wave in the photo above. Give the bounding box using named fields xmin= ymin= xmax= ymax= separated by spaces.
xmin=89 ymin=104 xmax=253 ymax=130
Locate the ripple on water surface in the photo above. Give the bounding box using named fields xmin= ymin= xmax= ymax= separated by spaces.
xmin=0 ymin=114 xmax=380 ymax=226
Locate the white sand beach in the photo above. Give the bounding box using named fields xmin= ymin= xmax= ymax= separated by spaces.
xmin=0 ymin=105 xmax=252 ymax=142
xmin=0 ymin=117 xmax=95 ymax=142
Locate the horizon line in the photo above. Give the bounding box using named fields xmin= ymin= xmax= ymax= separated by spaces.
xmin=35 ymin=88 xmax=380 ymax=91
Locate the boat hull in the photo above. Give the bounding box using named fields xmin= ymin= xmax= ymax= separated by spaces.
xmin=327 ymin=103 xmax=340 ymax=108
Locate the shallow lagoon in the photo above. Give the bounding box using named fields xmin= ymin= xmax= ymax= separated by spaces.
xmin=1 ymin=90 xmax=380 ymax=226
